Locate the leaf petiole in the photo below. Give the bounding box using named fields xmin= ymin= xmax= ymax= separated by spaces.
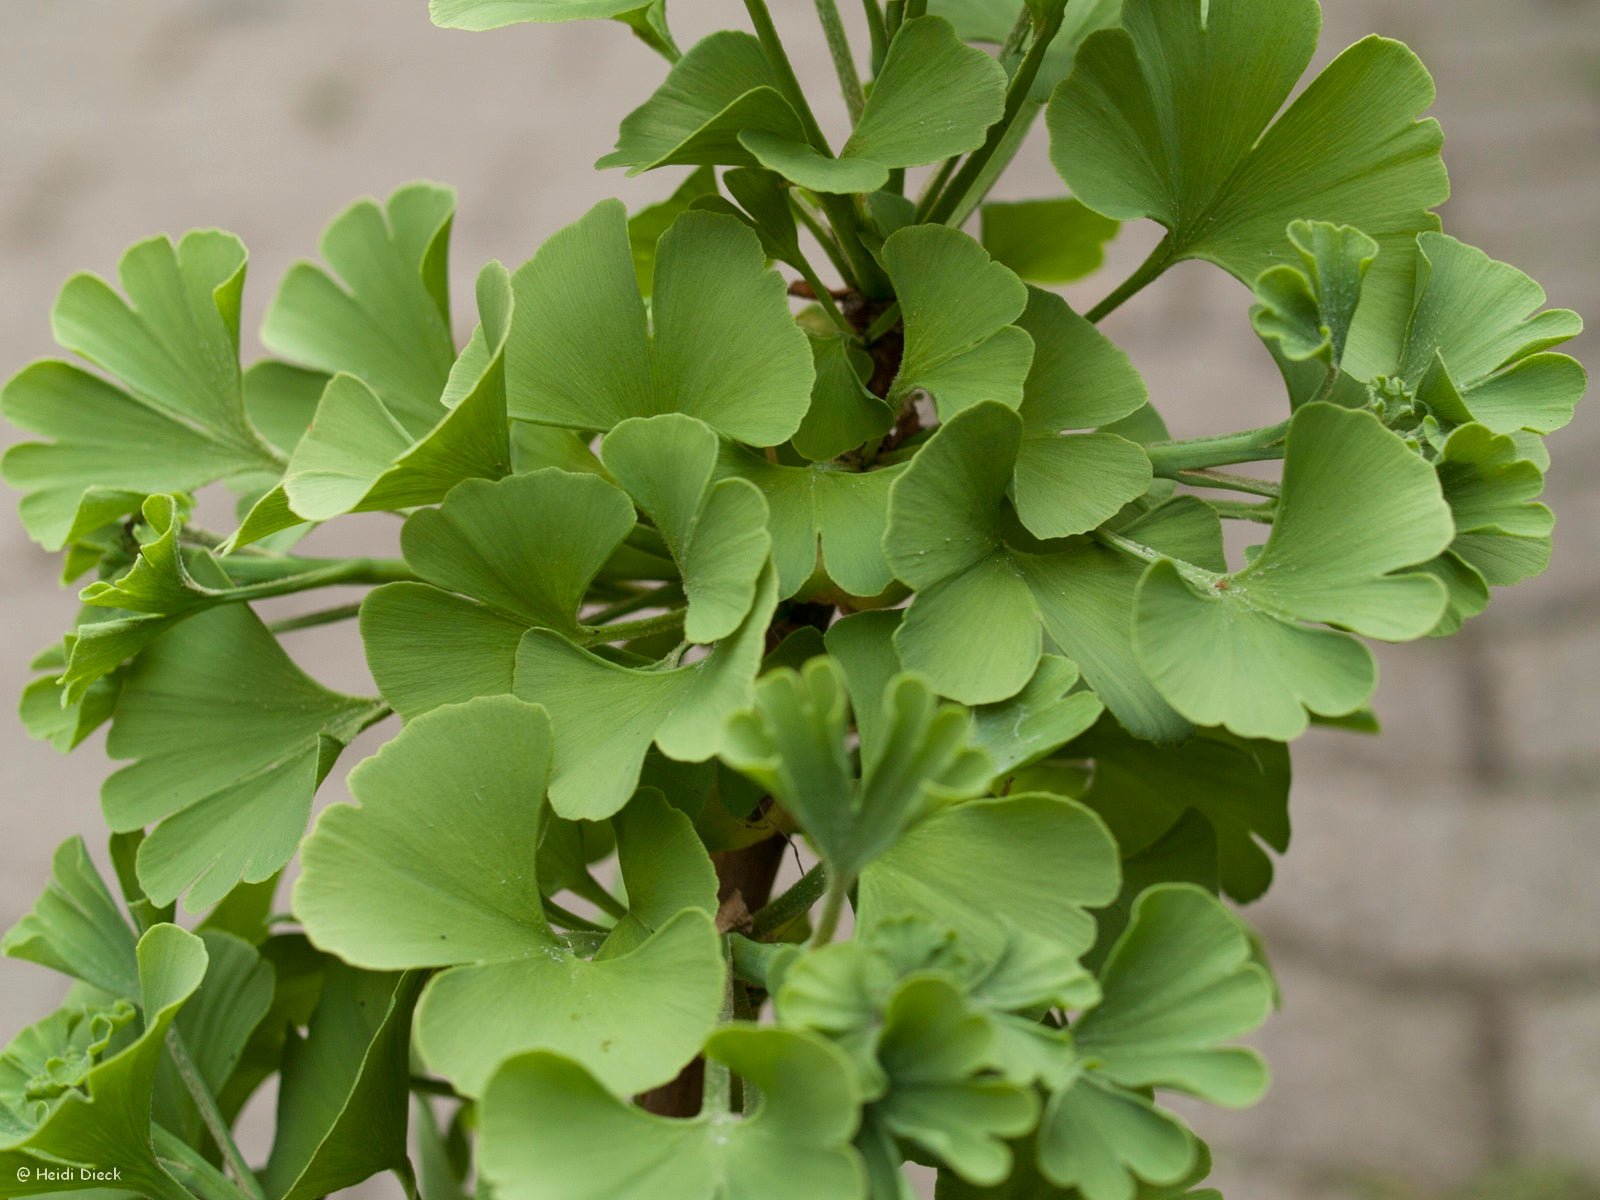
xmin=268 ymin=602 xmax=365 ymax=634
xmin=751 ymin=862 xmax=827 ymax=939
xmin=814 ymin=0 xmax=866 ymax=122
xmin=806 ymin=876 xmax=850 ymax=948
xmin=1144 ymin=421 xmax=1291 ymax=475
xmin=165 ymin=1029 xmax=265 ymax=1200
xmin=1086 ymin=237 xmax=1177 ymax=323
xmin=579 ymin=608 xmax=687 ymax=646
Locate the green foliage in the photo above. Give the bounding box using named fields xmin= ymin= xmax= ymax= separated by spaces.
xmin=0 ymin=0 xmax=1583 ymax=1197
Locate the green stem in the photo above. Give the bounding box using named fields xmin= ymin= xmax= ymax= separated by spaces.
xmin=220 ymin=556 xmax=416 ymax=595
xmin=943 ymin=98 xmax=1043 ymax=228
xmin=570 ymin=873 xmax=630 ymax=921
xmin=751 ymin=863 xmax=827 ymax=939
xmin=904 ymin=0 xmax=926 ymax=19
xmin=729 ymin=933 xmax=794 ymax=991
xmin=165 ymin=1030 xmax=264 ymax=1200
xmin=587 ymin=583 xmax=682 ymax=625
xmin=267 ymin=602 xmax=364 ymax=634
xmin=790 ymin=194 xmax=853 ymax=281
xmin=861 ymin=0 xmax=889 ymax=71
xmin=1207 ymin=498 xmax=1278 ymax=522
xmin=807 ymin=877 xmax=850 ymax=948
xmin=1086 ymin=237 xmax=1177 ymax=324
xmin=579 ymin=608 xmax=686 ymax=646
xmin=926 ymin=3 xmax=1065 ymax=225
xmin=885 ymin=0 xmax=905 ymax=36
xmin=814 ymin=0 xmax=866 ymax=122
xmin=796 ymin=261 xmax=858 ymax=339
xmin=1144 ymin=421 xmax=1290 ymax=475
xmin=543 ymin=898 xmax=611 ymax=933
xmin=1175 ymin=469 xmax=1282 ymax=499
xmin=702 ymin=945 xmax=737 ymax=1115
xmin=1000 ymin=6 xmax=1033 ymax=61
xmin=864 ymin=302 xmax=903 ymax=344
xmin=914 ymin=155 xmax=961 ymax=222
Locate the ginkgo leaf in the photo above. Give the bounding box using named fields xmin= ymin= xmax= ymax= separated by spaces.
xmin=2 ymin=838 xmax=139 ymax=1001
xmin=1132 ymin=402 xmax=1454 ymax=740
xmin=1033 ymin=887 xmax=1271 ymax=1199
xmin=740 ymin=18 xmax=1006 ymax=194
xmin=360 ymin=468 xmax=637 ymax=717
xmin=791 ymin=334 xmax=894 ymax=464
xmin=884 ymin=401 xmax=1195 ymax=741
xmin=597 ymin=32 xmax=807 ymax=175
xmin=1049 ymin=0 xmax=1447 ymax=354
xmin=823 ymin=609 xmax=1103 ymax=781
xmin=1068 ymin=716 xmax=1291 ymax=904
xmin=1072 ymin=886 xmax=1272 ymax=1107
xmin=102 ymin=585 xmax=387 ymax=912
xmin=261 ymin=965 xmax=422 ymax=1200
xmin=722 ymin=658 xmax=991 ymax=882
xmin=262 ymin=182 xmax=457 ymax=432
xmin=1434 ymin=422 xmax=1553 ymax=588
xmin=507 ymin=201 xmax=813 ymax=445
xmin=295 ymin=697 xmax=724 ymax=1097
xmin=858 ymin=794 xmax=1120 ymax=968
xmin=1036 ymin=1073 xmax=1197 ymax=1200
xmin=600 ymin=415 xmax=770 ymax=643
xmin=2 ymin=231 xmax=281 ymax=550
xmin=0 ymin=924 xmax=207 ymax=1200
xmin=232 ymin=262 xmax=515 ymax=547
xmin=1359 ymin=233 xmax=1586 ymax=435
xmin=479 ymin=1028 xmax=868 ymax=1200
xmin=1251 ymin=221 xmax=1379 ymax=408
xmin=981 ymin=199 xmax=1120 ymax=286
xmin=936 ymin=1137 xmax=1219 ymax=1199
xmin=513 ymin=567 xmax=777 ymax=819
xmin=882 ymin=224 xmax=1034 ymax=421
xmin=870 ymin=978 xmax=1039 ymax=1187
xmin=716 ymin=446 xmax=902 ymax=600
xmin=630 ymin=167 xmax=719 ymax=297
xmin=19 ymin=638 xmax=123 ymax=752
xmin=1011 ymin=289 xmax=1150 ymax=538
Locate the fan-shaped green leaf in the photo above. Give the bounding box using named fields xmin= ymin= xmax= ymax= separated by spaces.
xmin=20 ymin=638 xmax=123 ymax=752
xmin=598 ymin=33 xmax=805 ymax=175
xmin=1362 ymin=233 xmax=1586 ymax=435
xmin=883 ymin=225 xmax=1033 ymax=420
xmin=360 ymin=468 xmax=637 ymax=717
xmin=884 ymin=401 xmax=1194 ymax=740
xmin=716 ymin=446 xmax=901 ymax=600
xmin=792 ymin=334 xmax=893 ymax=463
xmin=1012 ymin=289 xmax=1150 ymax=538
xmin=601 ymin=415 xmax=770 ymax=643
xmin=295 ymin=697 xmax=723 ymax=1096
xmin=2 ymin=231 xmax=281 ymax=550
xmin=262 ymin=182 xmax=456 ymax=432
xmin=630 ymin=167 xmax=719 ymax=297
xmin=1072 ymin=886 xmax=1272 ymax=1106
xmin=0 ymin=925 xmax=207 ymax=1200
xmin=233 ymin=262 xmax=516 ymax=547
xmin=1068 ymin=716 xmax=1290 ymax=904
xmin=1132 ymin=402 xmax=1453 ymax=740
xmin=722 ymin=659 xmax=991 ymax=883
xmin=507 ymin=201 xmax=812 ymax=445
xmin=1037 ymin=1073 xmax=1197 ymax=1200
xmin=872 ymin=978 xmax=1039 ymax=1187
xmin=2 ymin=838 xmax=138 ymax=1000
xmin=1434 ymin=423 xmax=1553 ymax=588
xmin=1251 ymin=221 xmax=1379 ymax=407
xmin=1049 ymin=0 xmax=1447 ymax=357
xmin=514 ymin=566 xmax=777 ymax=819
xmin=479 ymin=1028 xmax=867 ymax=1200
xmin=102 ymin=590 xmax=387 ymax=912
xmin=858 ymin=795 xmax=1120 ymax=967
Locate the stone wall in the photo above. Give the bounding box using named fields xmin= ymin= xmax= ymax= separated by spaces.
xmin=1 ymin=2 xmax=1595 ymax=1195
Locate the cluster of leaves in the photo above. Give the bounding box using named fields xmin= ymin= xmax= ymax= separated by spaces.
xmin=0 ymin=0 xmax=1583 ymax=1197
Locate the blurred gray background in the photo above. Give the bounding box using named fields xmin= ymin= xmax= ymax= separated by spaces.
xmin=1 ymin=2 xmax=1597 ymax=1197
